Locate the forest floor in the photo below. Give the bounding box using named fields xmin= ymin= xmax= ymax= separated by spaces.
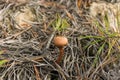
xmin=0 ymin=0 xmax=120 ymax=80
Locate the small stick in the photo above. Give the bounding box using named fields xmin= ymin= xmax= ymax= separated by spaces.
xmin=34 ymin=65 xmax=42 ymax=80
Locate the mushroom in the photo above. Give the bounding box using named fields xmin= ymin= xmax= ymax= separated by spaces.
xmin=53 ymin=36 xmax=68 ymax=64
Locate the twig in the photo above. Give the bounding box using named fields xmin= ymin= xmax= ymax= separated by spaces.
xmin=34 ymin=65 xmax=42 ymax=80
xmin=46 ymin=31 xmax=56 ymax=49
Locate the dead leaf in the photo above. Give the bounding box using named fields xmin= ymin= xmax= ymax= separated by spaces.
xmin=76 ymin=0 xmax=82 ymax=8
xmin=14 ymin=7 xmax=35 ymax=29
xmin=65 ymin=9 xmax=74 ymax=21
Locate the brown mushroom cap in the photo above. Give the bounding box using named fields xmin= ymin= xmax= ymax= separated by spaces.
xmin=53 ymin=36 xmax=68 ymax=48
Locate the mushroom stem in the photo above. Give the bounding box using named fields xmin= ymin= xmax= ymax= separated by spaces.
xmin=56 ymin=47 xmax=64 ymax=64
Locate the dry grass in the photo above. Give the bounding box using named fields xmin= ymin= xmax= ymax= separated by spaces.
xmin=0 ymin=0 xmax=120 ymax=80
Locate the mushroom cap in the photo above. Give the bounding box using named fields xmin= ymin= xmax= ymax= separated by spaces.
xmin=53 ymin=36 xmax=68 ymax=48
